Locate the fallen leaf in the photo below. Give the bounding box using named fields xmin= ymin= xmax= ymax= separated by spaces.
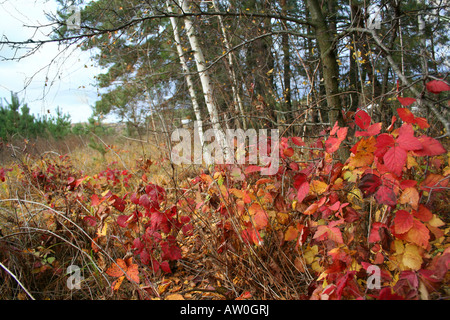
xmin=165 ymin=293 xmax=185 ymax=300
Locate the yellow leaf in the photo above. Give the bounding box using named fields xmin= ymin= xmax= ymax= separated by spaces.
xmin=309 ymin=180 xmax=328 ymax=195
xmin=428 ymin=215 xmax=445 ymax=227
xmin=394 ymin=240 xmax=405 ymax=254
xmin=276 ymin=212 xmax=290 ymax=225
xmin=407 ymin=153 xmax=418 ymax=169
xmin=303 ymin=245 xmax=318 ymax=264
xmin=98 ymin=222 xmax=108 ymax=236
xmin=158 ymin=280 xmax=172 ymax=295
xmin=101 ymin=189 xmax=110 ymax=197
xmin=402 ymin=244 xmax=423 ymax=271
xmin=292 ymin=200 xmax=298 ymax=210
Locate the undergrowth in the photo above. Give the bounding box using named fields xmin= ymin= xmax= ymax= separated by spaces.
xmin=0 ymin=107 xmax=449 ymax=300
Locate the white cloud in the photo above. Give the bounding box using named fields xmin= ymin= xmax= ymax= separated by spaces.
xmin=0 ymin=0 xmax=104 ymax=123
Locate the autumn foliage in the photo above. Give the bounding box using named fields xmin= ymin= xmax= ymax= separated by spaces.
xmin=0 ymin=91 xmax=449 ymax=299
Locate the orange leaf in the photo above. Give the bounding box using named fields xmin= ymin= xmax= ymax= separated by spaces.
xmin=252 ymin=210 xmax=268 ymax=230
xmin=112 ymin=275 xmax=125 ymax=291
xmin=399 ymin=187 xmax=419 ymax=210
xmin=165 ymin=293 xmax=185 ymax=300
xmin=420 ymin=174 xmax=448 ymax=192
xmin=106 ymin=259 xmax=127 ymax=278
xmin=405 ymin=219 xmax=430 ymax=249
xmin=124 ymin=261 xmax=140 ymax=283
xmin=303 ymin=202 xmax=318 ymax=215
xmin=285 ymin=225 xmax=299 ymax=241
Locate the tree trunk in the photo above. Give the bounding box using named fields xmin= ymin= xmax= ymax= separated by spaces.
xmin=167 ymin=0 xmax=206 ymax=158
xmin=307 ymin=0 xmax=348 ymax=159
xmin=306 ymin=0 xmax=341 ymax=125
xmin=179 ymin=0 xmax=228 ymax=160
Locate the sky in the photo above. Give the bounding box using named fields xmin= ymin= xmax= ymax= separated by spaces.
xmin=0 ymin=0 xmax=107 ymax=123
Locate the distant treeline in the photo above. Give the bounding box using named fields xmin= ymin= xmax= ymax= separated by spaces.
xmin=0 ymin=93 xmax=114 ymax=142
xmin=0 ymin=93 xmax=72 ymax=141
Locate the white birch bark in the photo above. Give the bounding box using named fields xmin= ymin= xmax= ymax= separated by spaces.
xmin=167 ymin=0 xmax=208 ymax=164
xmin=178 ymin=0 xmax=229 ymax=160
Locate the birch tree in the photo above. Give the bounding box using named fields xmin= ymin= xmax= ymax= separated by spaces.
xmin=177 ymin=0 xmax=229 ymax=161
xmin=167 ymin=0 xmax=209 ymax=164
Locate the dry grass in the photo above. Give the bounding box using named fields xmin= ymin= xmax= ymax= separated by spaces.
xmin=0 ymin=131 xmax=317 ymax=300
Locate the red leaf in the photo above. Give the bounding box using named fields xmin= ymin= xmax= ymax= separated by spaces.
xmin=245 ymin=165 xmax=262 ymax=174
xmin=358 ymin=173 xmax=382 ymax=197
xmin=394 ymin=210 xmax=414 ymax=234
xmin=139 ymin=194 xmax=151 ymax=209
xmin=83 ymin=216 xmax=97 ymax=227
xmin=415 ymin=136 xmax=446 ymax=156
xmin=291 ymin=137 xmax=305 ymax=146
xmin=397 ymin=123 xmax=422 ymax=151
xmin=426 ymin=80 xmax=450 ymax=94
xmin=400 ymin=180 xmax=417 ymax=189
xmin=383 ymin=146 xmax=407 ymax=177
xmin=160 ymin=261 xmax=172 ymax=273
xmin=412 ymin=204 xmax=432 ymax=222
xmin=413 ymin=117 xmax=430 ymax=129
xmin=387 ymin=116 xmax=397 ymax=132
xmin=294 ymin=174 xmax=310 ymax=203
xmin=375 ymin=185 xmax=397 ymax=206
xmin=145 ymin=184 xmax=166 ymax=203
xmin=252 ymin=210 xmax=268 ymax=230
xmin=124 ymin=259 xmax=140 ymax=283
xmin=297 ymin=181 xmax=310 ymax=203
xmin=375 ymin=134 xmax=395 ymax=158
xmin=130 ymin=193 xmax=140 ymax=205
xmin=367 ymin=122 xmax=382 ymax=136
xmin=117 ymin=215 xmax=130 ymax=228
xmin=330 ymin=121 xmax=339 ymax=135
xmin=344 ymin=207 xmax=360 ymax=223
xmin=375 ymin=287 xmax=404 ymax=300
xmin=337 ymin=127 xmax=348 ymax=141
xmin=161 ymin=241 xmax=182 ymax=261
xmin=91 ymin=194 xmax=101 ymax=206
xmin=325 ymin=137 xmax=341 ymax=154
xmin=283 ymin=147 xmax=294 ymax=157
xmin=355 ymin=109 xmax=371 ymax=130
xmin=369 ymin=222 xmax=386 ymax=243
xmin=397 ymin=97 xmax=416 ymax=107
xmin=397 ymin=107 xmax=415 ymax=122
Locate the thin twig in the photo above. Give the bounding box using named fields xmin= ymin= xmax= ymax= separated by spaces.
xmin=0 ymin=261 xmax=36 ymax=300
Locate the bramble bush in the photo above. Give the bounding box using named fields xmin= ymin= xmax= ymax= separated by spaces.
xmin=0 ymin=81 xmax=449 ymax=300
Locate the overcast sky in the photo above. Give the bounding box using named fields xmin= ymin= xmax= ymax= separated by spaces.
xmin=0 ymin=0 xmax=106 ymax=123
